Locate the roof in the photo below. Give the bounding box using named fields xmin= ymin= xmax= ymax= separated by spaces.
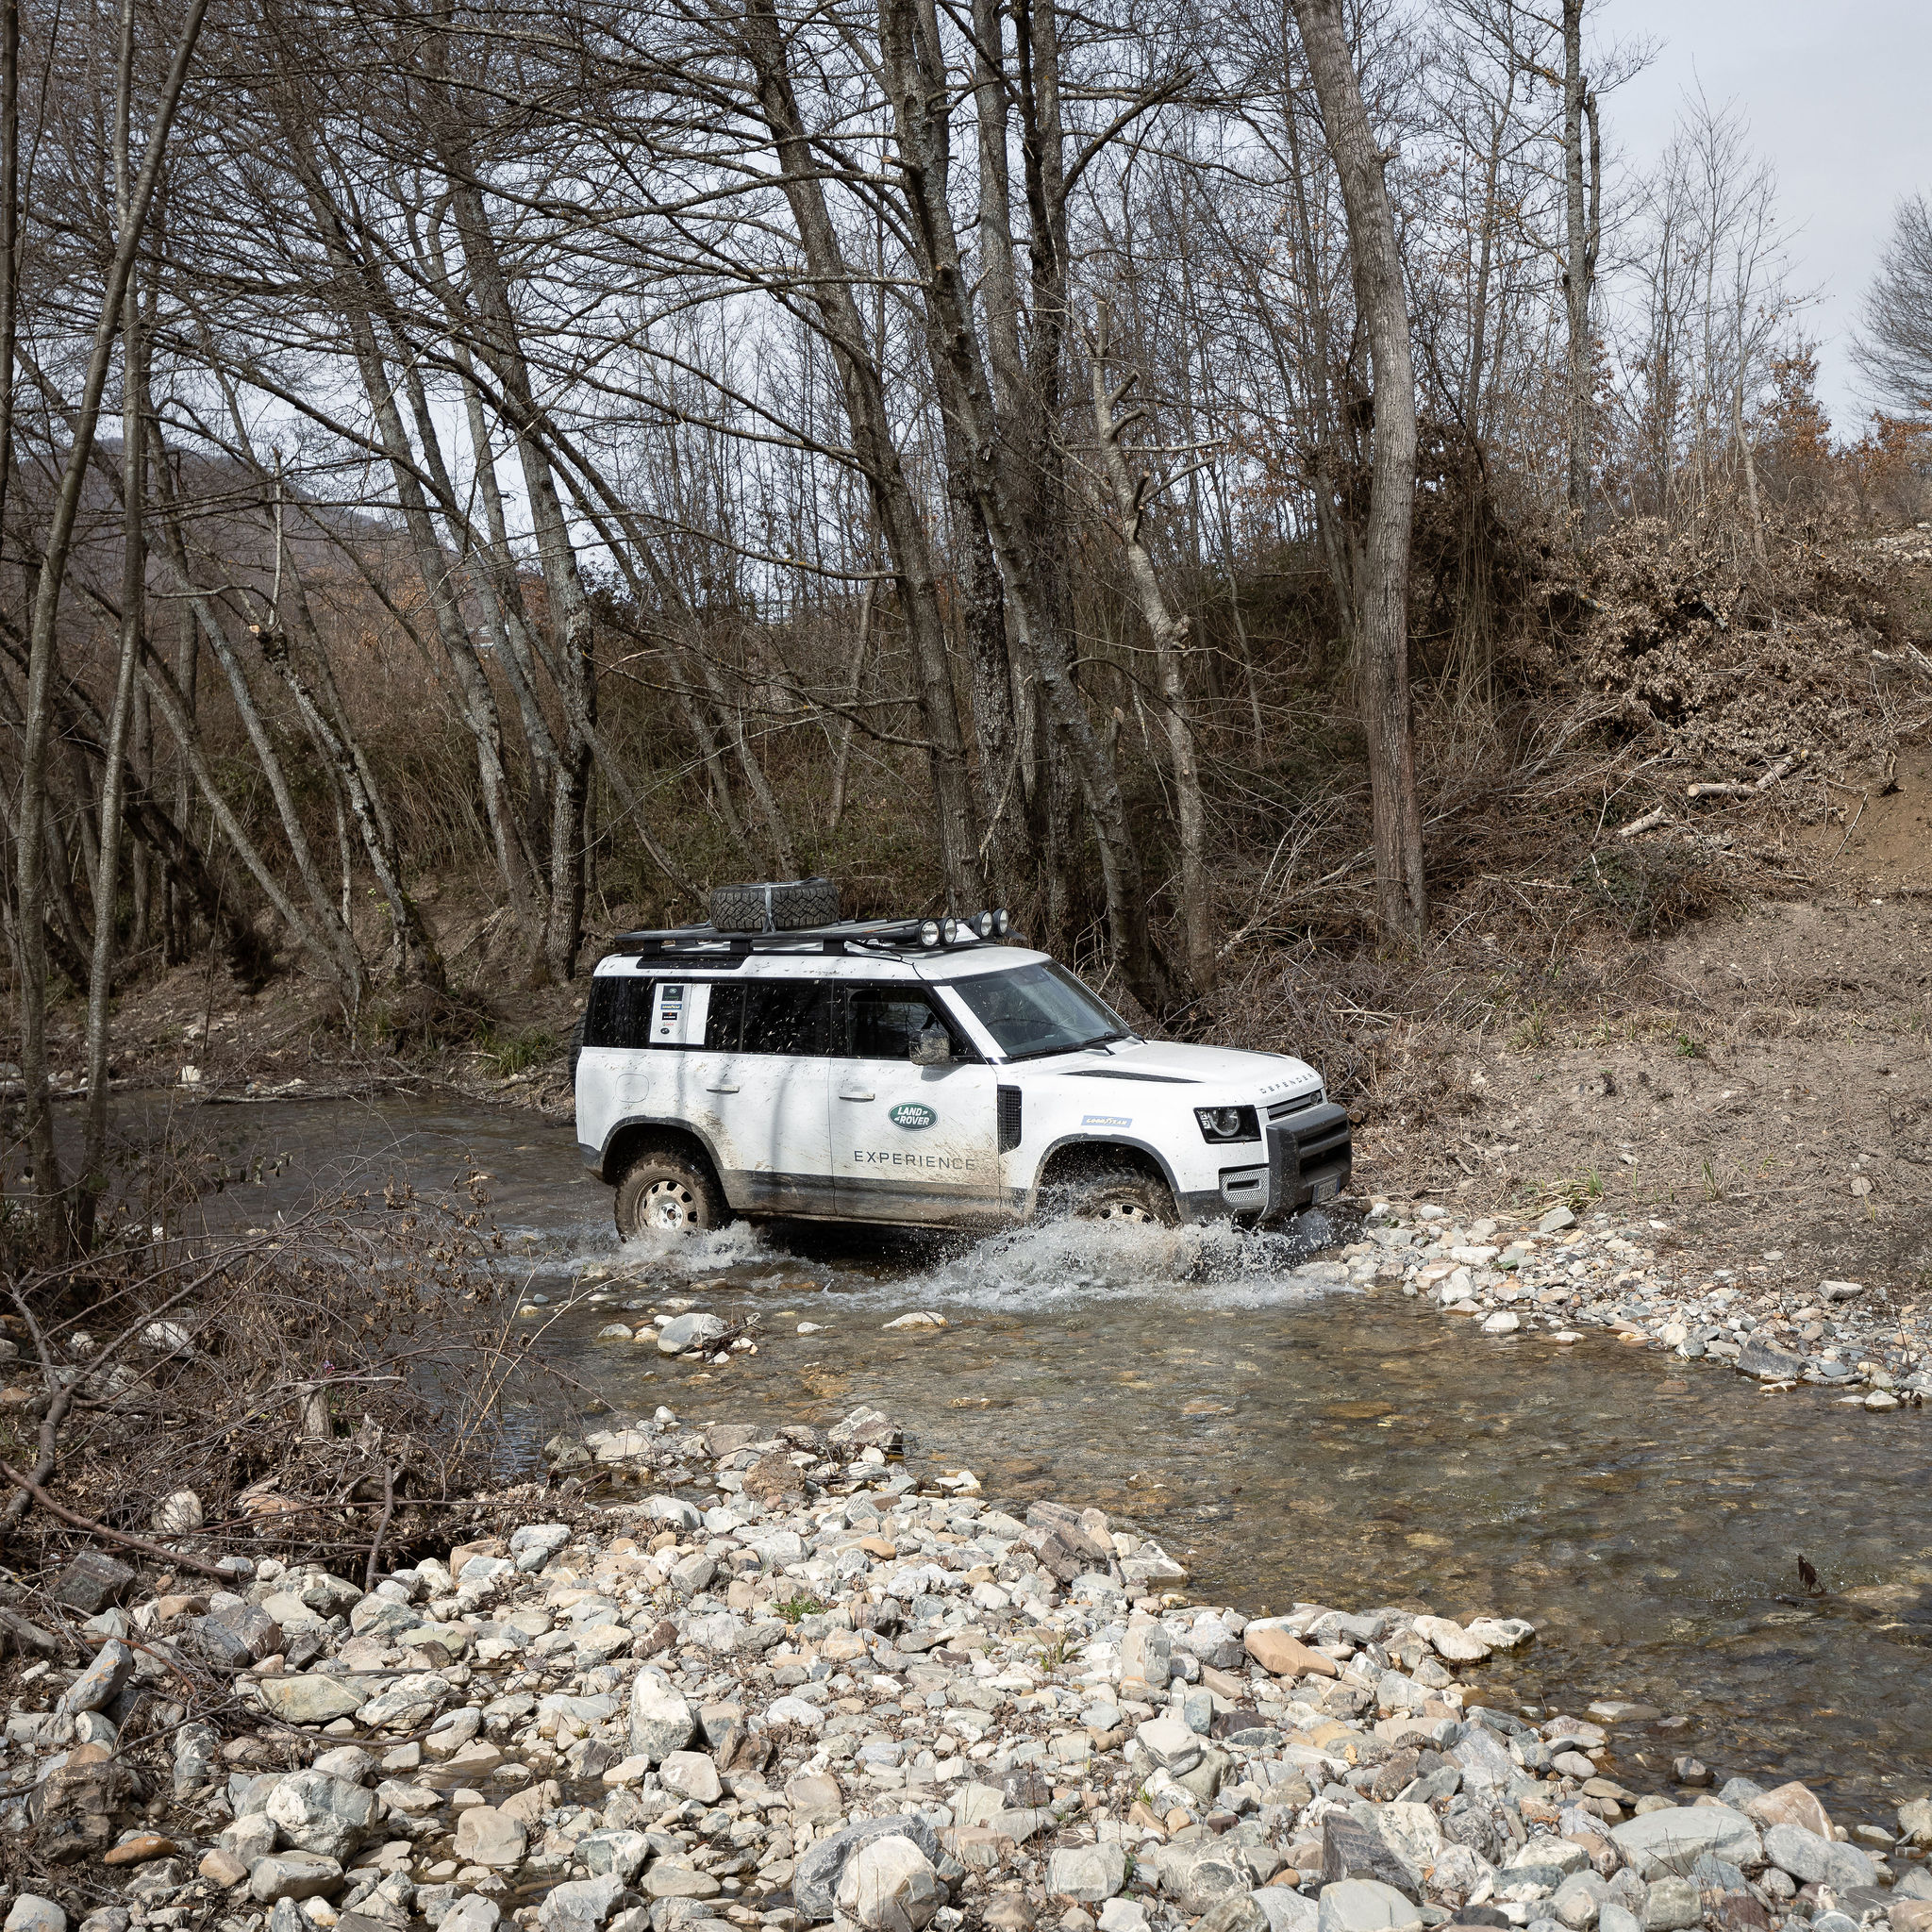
xmin=592 ymin=921 xmax=1049 ymax=980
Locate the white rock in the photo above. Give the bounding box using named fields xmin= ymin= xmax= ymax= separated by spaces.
xmin=1046 ymin=1845 xmax=1129 ymax=1903
xmin=835 ymin=1833 xmax=943 ymax=1932
xmin=1481 ymin=1311 xmax=1521 ymax=1335
xmin=153 ymin=1490 xmax=204 ymax=1533
xmin=1411 ymin=1615 xmax=1490 ymax=1662
xmin=628 ymin=1670 xmax=696 ymax=1761
xmin=1316 ymin=1879 xmax=1423 ymax=1932
xmin=767 ymin=1694 xmax=828 ymax=1730
xmin=454 ymin=1805 xmax=527 ymax=1870
xmin=4 ymin=1899 xmax=66 ymax=1932
xmin=659 ymin=1751 xmax=723 ymax=1803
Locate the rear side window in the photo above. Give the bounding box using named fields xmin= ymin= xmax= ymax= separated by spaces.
xmin=584 ymin=974 xmax=654 ymax=1048
xmin=705 ymin=980 xmax=833 ymax=1055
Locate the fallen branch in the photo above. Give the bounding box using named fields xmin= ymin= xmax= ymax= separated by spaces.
xmin=1687 ymin=750 xmax=1809 ymax=802
xmin=1618 ymin=807 xmax=1670 ymax=839
xmin=1830 ymin=793 xmax=1869 ymax=861
xmin=0 ymin=1459 xmax=234 ymax=1578
xmin=364 ymin=1463 xmax=397 ymax=1592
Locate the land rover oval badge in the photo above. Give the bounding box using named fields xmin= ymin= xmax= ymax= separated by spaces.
xmin=890 ymin=1102 xmax=937 ymax=1130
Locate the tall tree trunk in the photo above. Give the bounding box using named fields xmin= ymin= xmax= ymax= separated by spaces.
xmin=10 ymin=0 xmax=209 ymax=1226
xmin=78 ymin=9 xmax=148 ymax=1241
xmin=437 ymin=169 xmax=604 ymax=978
xmin=1562 ymin=0 xmax=1601 ymax=524
xmin=738 ymin=0 xmax=983 ymax=913
xmin=874 ymin=0 xmax=1167 ymax=1007
xmin=261 ymin=477 xmax=446 ymax=989
xmin=1089 ymin=334 xmax=1213 ymax=991
xmin=1291 ymin=0 xmax=1427 ymax=945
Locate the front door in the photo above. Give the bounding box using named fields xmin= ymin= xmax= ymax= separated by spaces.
xmin=832 ymin=984 xmax=1004 ymax=1224
xmin=696 ymin=977 xmax=837 ymax=1215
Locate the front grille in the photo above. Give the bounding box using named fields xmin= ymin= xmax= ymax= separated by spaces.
xmin=1267 ymin=1092 xmax=1320 ymax=1122
xmin=996 ymin=1085 xmax=1023 ymax=1153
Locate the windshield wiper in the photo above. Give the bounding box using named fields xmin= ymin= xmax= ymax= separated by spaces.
xmin=998 ymin=1029 xmax=1124 ymax=1062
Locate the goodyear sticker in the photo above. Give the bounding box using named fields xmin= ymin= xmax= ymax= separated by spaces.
xmin=890 ymin=1102 xmax=938 ymax=1130
xmin=1081 ymin=1113 xmax=1132 ymax=1129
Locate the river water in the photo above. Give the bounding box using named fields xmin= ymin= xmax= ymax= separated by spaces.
xmin=117 ymin=1090 xmax=1932 ymax=1828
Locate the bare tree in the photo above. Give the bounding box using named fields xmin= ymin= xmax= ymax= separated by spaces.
xmin=1852 ymin=193 xmax=1932 ymax=424
xmin=1289 ymin=0 xmax=1427 ymax=945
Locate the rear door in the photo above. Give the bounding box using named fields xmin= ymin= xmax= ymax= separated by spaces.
xmin=832 ymin=982 xmax=1004 ymax=1224
xmin=700 ymin=976 xmax=837 ymax=1215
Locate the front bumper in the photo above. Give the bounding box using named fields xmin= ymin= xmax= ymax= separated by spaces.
xmin=1270 ymin=1099 xmax=1353 ymax=1213
xmin=1177 ymin=1100 xmax=1354 ymax=1223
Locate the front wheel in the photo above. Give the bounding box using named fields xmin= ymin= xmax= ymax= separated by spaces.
xmin=615 ymin=1150 xmax=724 ymax=1238
xmin=1071 ymin=1172 xmax=1177 ymax=1226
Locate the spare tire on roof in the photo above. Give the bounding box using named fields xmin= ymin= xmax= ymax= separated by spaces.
xmin=708 ymin=876 xmax=841 ymax=933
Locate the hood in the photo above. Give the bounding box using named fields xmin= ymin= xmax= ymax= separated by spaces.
xmin=1040 ymin=1038 xmax=1319 ymax=1095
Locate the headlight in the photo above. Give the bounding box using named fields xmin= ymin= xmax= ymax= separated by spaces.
xmin=1196 ymin=1105 xmax=1259 ymax=1144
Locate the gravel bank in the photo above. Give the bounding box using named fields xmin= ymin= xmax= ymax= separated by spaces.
xmin=1341 ymin=1203 xmax=1930 ymax=1407
xmin=8 ymin=1407 xmax=1931 ymax=1932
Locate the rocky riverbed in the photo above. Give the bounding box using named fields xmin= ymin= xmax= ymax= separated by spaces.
xmin=7 ymin=1407 xmax=1931 ymax=1932
xmin=1344 ymin=1204 xmax=1929 ymax=1407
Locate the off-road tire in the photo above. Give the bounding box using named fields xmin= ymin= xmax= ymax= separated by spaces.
xmin=708 ymin=876 xmax=841 ymax=933
xmin=614 ymin=1149 xmax=725 ymax=1238
xmin=1071 ymin=1172 xmax=1178 ymax=1226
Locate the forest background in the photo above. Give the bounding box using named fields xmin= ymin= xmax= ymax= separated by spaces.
xmin=5 ymin=0 xmax=1932 ymax=1243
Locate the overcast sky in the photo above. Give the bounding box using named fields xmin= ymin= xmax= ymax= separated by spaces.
xmin=1600 ymin=0 xmax=1929 ymax=435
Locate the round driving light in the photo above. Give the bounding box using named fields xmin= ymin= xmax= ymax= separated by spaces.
xmin=919 ymin=920 xmax=941 ymax=946
xmin=994 ymin=908 xmax=1009 ymax=935
xmin=975 ymin=910 xmax=994 ymax=938
xmin=941 ymin=917 xmax=958 ymax=943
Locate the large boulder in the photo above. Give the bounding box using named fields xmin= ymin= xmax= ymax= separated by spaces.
xmin=1761 ymin=1824 xmax=1874 ymax=1890
xmin=627 ymin=1671 xmax=695 ymax=1763
xmin=538 ymin=1875 xmax=625 ymax=1932
xmin=255 ymin=1676 xmax=365 ymax=1725
xmin=795 ymin=1815 xmax=943 ymax=1923
xmin=1046 ymin=1845 xmax=1129 ymax=1903
xmin=248 ymin=1852 xmax=343 ymax=1904
xmin=264 ymin=1771 xmax=377 ymax=1859
xmin=453 ymin=1807 xmax=527 ymax=1871
xmin=1315 ymin=1879 xmax=1423 ymax=1932
xmin=836 ymin=1835 xmax=944 ymax=1932
xmin=1244 ymin=1621 xmax=1340 ymax=1680
xmin=1609 ymin=1807 xmax=1760 ymax=1881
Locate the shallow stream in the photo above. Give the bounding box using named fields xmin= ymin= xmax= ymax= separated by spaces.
xmin=106 ymin=1091 xmax=1932 ymax=1825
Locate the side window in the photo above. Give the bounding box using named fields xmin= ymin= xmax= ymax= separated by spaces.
xmin=851 ymin=988 xmax=941 ymax=1060
xmin=741 ymin=981 xmax=833 ymax=1056
xmin=848 ymin=987 xmax=974 ymax=1061
xmin=584 ymin=975 xmax=654 ymax=1048
xmin=703 ymin=982 xmax=746 ymax=1051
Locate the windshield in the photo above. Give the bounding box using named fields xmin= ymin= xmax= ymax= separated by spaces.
xmin=947 ymin=961 xmax=1132 ymax=1060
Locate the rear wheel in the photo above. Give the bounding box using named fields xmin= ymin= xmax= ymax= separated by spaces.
xmin=1071 ymin=1172 xmax=1177 ymax=1226
xmin=614 ymin=1150 xmax=724 ymax=1238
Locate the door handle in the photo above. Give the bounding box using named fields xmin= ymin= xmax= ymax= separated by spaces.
xmin=704 ymin=1081 xmax=740 ymax=1093
xmin=839 ymin=1089 xmax=876 ymax=1102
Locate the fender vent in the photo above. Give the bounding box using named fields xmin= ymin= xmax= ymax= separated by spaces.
xmin=996 ymin=1085 xmax=1023 ymax=1153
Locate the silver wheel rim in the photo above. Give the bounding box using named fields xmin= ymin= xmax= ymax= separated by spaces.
xmin=641 ymin=1179 xmax=701 ymax=1231
xmin=1087 ymin=1197 xmax=1157 ymax=1224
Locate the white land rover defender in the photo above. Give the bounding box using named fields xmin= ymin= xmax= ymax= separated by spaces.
xmin=573 ymin=883 xmax=1351 ymax=1238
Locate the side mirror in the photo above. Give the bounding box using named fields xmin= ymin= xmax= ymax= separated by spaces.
xmin=909 ymin=1027 xmax=951 ymax=1066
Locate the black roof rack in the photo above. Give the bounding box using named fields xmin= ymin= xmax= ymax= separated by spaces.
xmin=601 ymin=916 xmax=1016 ymax=963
